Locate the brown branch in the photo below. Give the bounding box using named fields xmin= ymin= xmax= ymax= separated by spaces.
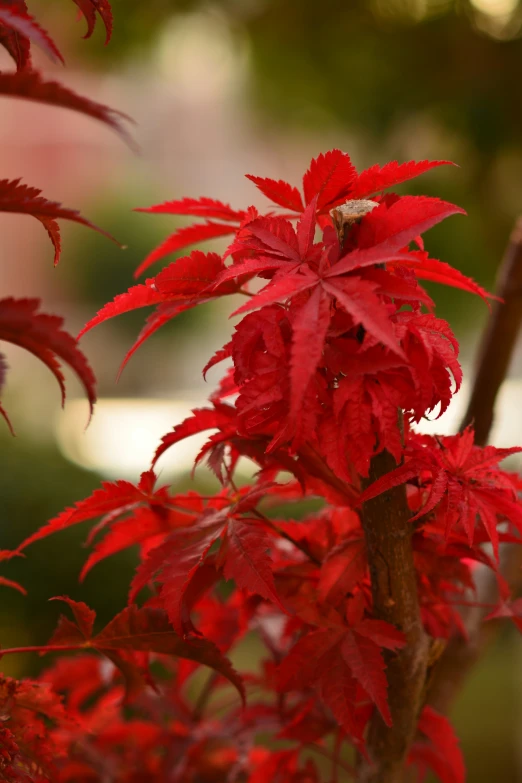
xmin=426 ymin=216 xmax=522 ymax=716
xmin=327 ymin=205 xmax=429 ymax=781
xmin=357 ymin=445 xmax=430 ymax=783
xmin=461 ymin=216 xmax=522 ymax=445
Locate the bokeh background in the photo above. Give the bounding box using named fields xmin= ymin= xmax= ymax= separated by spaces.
xmin=2 ymin=0 xmax=522 ymax=779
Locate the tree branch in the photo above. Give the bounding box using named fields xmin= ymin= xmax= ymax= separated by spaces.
xmin=426 ymin=216 xmax=522 ymax=715
xmin=330 ymin=204 xmax=430 ymax=781
xmin=461 ymin=216 xmax=522 ymax=443
xmin=357 ymin=445 xmax=430 ymax=783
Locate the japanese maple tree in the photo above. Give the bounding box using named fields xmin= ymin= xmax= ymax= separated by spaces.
xmin=2 ymin=4 xmax=522 ymax=782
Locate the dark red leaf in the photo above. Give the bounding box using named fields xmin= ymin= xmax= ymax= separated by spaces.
xmin=0 ymin=70 xmax=133 ymax=146
xmin=0 ymin=297 xmax=96 ymax=423
xmin=221 ymin=518 xmax=284 ymax=609
xmin=0 ymin=6 xmax=64 ymax=66
xmin=71 ymin=0 xmax=113 ymax=44
xmin=0 ymin=179 xmax=118 ymax=265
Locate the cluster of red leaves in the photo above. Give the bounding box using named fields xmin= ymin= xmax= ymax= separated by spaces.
xmin=0 ymin=0 xmax=132 ymax=430
xmin=2 ymin=140 xmax=522 ymax=782
xmin=2 ymin=7 xmax=522 ymax=781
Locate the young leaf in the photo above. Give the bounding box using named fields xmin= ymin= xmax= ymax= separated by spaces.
xmin=246 ymin=174 xmax=304 ymax=212
xmin=351 ymin=159 xmax=454 ymax=199
xmin=355 ymin=196 xmax=466 ymax=252
xmin=302 ymin=149 xmax=357 ymax=212
xmin=153 ymin=404 xmax=236 ymax=466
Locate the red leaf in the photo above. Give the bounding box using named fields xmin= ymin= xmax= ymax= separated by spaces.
xmin=116 ymin=301 xmax=194 ymax=376
xmin=0 ymin=6 xmax=64 ymax=66
xmin=354 ymin=618 xmax=406 ymax=650
xmin=0 ymin=576 xmax=26 ymax=595
xmin=18 ymin=471 xmax=161 ymax=551
xmin=296 ymin=195 xmax=318 ymax=258
xmin=322 ymin=278 xmax=404 ymax=356
xmin=80 ymin=508 xmax=174 ymax=580
xmin=247 ymin=221 xmax=301 ymax=262
xmin=221 ymin=518 xmax=284 ymax=609
xmin=409 ymin=707 xmax=465 ymax=783
xmin=153 ymin=404 xmax=236 ymax=466
xmin=134 ymin=222 xmax=236 ymax=278
xmin=246 ymin=174 xmax=304 ymax=212
xmin=0 ymin=70 xmax=133 ymax=147
xmin=351 ymin=159 xmax=454 ymax=199
xmin=392 ymin=252 xmax=492 ymax=302
xmin=32 ymin=600 xmax=245 ymax=704
xmin=0 ymin=297 xmax=96 ymax=423
xmin=97 ymin=606 xmax=244 ymax=702
xmin=289 ymin=286 xmax=330 ymax=421
xmin=0 ymin=179 xmax=118 ymax=265
xmin=318 ymin=537 xmax=367 ymax=604
xmin=302 ymin=149 xmax=357 ymax=211
xmin=78 ymin=283 xmax=167 ymax=337
xmin=50 ymin=597 xmax=96 ymax=639
xmin=71 ymin=0 xmax=113 ymax=44
xmin=232 ymin=270 xmax=318 ymax=317
xmin=135 ymin=195 xmax=245 ymax=221
xmin=210 ymin=256 xmax=291 ymax=291
xmin=341 ymin=629 xmax=392 ymax=725
xmin=154 ymin=251 xmax=225 ymax=295
xmin=356 ymin=196 xmax=466 ymax=252
xmin=0 ymin=1 xmax=30 ymax=70
xmin=130 ymin=512 xmax=228 ymax=633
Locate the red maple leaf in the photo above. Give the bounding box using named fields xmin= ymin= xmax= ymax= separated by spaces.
xmin=0 ymin=297 xmax=96 ymax=428
xmin=408 ymin=707 xmax=465 ymax=783
xmin=1 ymin=598 xmax=245 ymax=705
xmin=0 ymin=179 xmax=119 ymax=265
xmin=70 ymin=0 xmax=113 ymax=44
xmin=130 ymin=484 xmax=286 ymax=635
xmin=0 ymin=70 xmax=133 ymax=146
xmin=359 ymin=428 xmax=522 ymax=558
xmin=0 ymin=5 xmax=64 ymax=68
xmin=278 ymin=617 xmax=405 ymax=734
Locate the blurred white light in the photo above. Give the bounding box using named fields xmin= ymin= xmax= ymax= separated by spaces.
xmin=55 ymin=397 xmax=209 ymax=480
xmin=56 ymin=380 xmax=522 ymax=481
xmin=156 ymin=12 xmax=245 ymax=99
xmin=470 ymin=0 xmax=518 ymax=17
